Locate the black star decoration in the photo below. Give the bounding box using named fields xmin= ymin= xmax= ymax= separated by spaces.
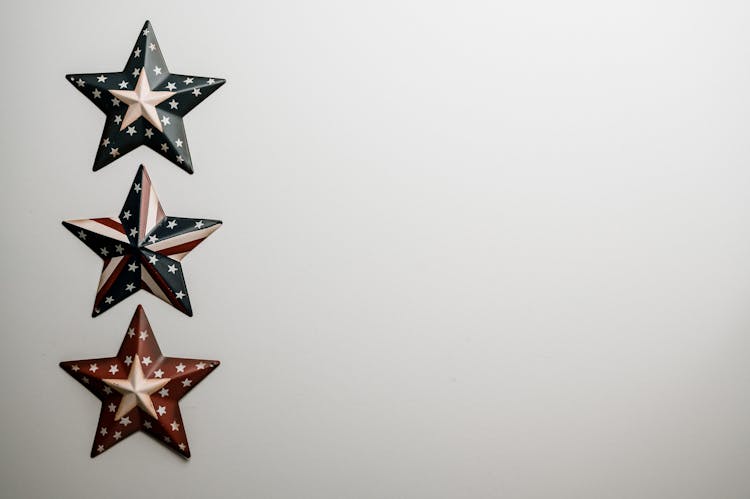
xmin=66 ymin=20 xmax=225 ymax=174
xmin=62 ymin=165 xmax=222 ymax=317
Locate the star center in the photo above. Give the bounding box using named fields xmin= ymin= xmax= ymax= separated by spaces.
xmin=109 ymin=69 xmax=173 ymax=132
xmin=103 ymin=354 xmax=171 ymax=420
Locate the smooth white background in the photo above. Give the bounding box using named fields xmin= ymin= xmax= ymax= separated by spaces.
xmin=2 ymin=1 xmax=750 ymax=497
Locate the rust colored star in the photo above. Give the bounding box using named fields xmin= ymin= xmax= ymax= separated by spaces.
xmin=60 ymin=305 xmax=220 ymax=458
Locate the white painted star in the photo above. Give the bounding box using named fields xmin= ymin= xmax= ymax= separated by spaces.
xmin=160 ymin=143 xmax=169 ymax=152
xmin=148 ymin=234 xmax=158 ymax=243
xmin=175 ymin=291 xmax=186 ymax=300
xmin=156 ymin=405 xmax=167 ymax=416
xmin=178 ymin=443 xmax=186 ymax=451
xmin=153 ymin=369 xmax=164 ymax=378
xmin=97 ymin=445 xmax=105 ymax=453
xmin=139 ymin=330 xmax=149 ymax=341
xmin=97 ymin=75 xmax=107 ymax=83
xmin=89 ymin=363 xmax=98 ymax=372
xmin=153 ymin=66 xmax=162 ymax=75
xmin=103 ymin=355 xmax=171 ymax=420
xmin=118 ymin=80 xmax=128 ymax=89
xmin=192 ymin=87 xmax=201 ymax=97
xmin=148 ymin=254 xmax=158 ymax=264
xmin=109 ymin=148 xmax=120 ymax=157
xmin=160 ymin=115 xmax=170 ymax=126
xmin=115 ymin=244 xmax=124 ymax=254
xmin=158 ymin=387 xmax=169 ymax=397
xmin=167 ymin=264 xmax=177 ymax=274
xmin=71 ymin=364 xmax=80 ymax=372
xmin=169 ymin=99 xmax=179 ymax=109
xmin=92 ymin=88 xmax=101 ymax=99
xmin=142 ymin=28 xmax=150 ymax=36
xmin=166 ymin=220 xmax=177 ymax=229
xmin=128 ymin=262 xmax=138 ymax=272
xmin=175 ymin=138 xmax=183 ymax=147
xmin=111 ymin=97 xmax=120 ymax=107
xmin=149 ymin=42 xmax=156 ymax=51
xmin=131 ymin=67 xmax=140 ymax=78
xmin=143 ymin=420 xmax=152 ymax=429
xmin=126 ymin=126 xmax=137 ymax=136
xmin=129 ymin=228 xmax=138 ymax=237
xmin=113 ymin=115 xmax=122 ymax=125
xmin=141 ymin=356 xmax=152 ymax=366
xmin=100 ymin=427 xmax=108 ymax=436
xmin=103 ymin=386 xmax=113 ymax=395
xmin=134 ymin=47 xmax=141 ymax=58
xmin=170 ymin=421 xmax=180 ymax=432
xmin=101 ymin=137 xmax=110 ymax=147
xmin=109 ymin=69 xmax=174 ymax=132
xmin=127 ymin=328 xmax=135 ymax=338
xmin=207 ymin=78 xmax=216 ymax=84
xmin=76 ymin=78 xmax=85 ymax=87
xmin=166 ymin=82 xmax=177 ymax=91
xmin=183 ymin=77 xmax=194 ymax=85
xmin=125 ymin=283 xmax=136 ymax=292
xmin=195 ymin=220 xmax=204 ymax=229
xmin=181 ymin=379 xmax=192 ymax=388
xmin=77 ymin=230 xmax=87 ymax=240
xmin=108 ymin=403 xmax=117 ymax=413
xmin=109 ymin=364 xmax=119 ymax=375
xmin=133 ymin=183 xmax=141 ymax=193
xmin=175 ymin=363 xmax=185 ymax=373
xmin=124 ymin=355 xmax=133 ymax=366
xmin=122 ymin=210 xmax=131 ymax=221
xmin=119 ymin=416 xmax=131 ymax=426
xmin=113 ymin=431 xmax=122 ymax=440
xmin=176 ymin=155 xmax=184 ymax=164
xmin=195 ymin=362 xmax=207 ymax=370
xmin=104 ymin=296 xmax=114 ymax=304
xmin=144 ymin=128 xmax=154 ymax=138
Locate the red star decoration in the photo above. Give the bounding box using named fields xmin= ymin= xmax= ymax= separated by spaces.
xmin=60 ymin=305 xmax=220 ymax=458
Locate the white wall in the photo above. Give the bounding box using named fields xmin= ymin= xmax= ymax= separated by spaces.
xmin=2 ymin=1 xmax=750 ymax=497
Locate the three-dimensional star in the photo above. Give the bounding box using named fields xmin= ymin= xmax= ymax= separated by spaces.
xmin=62 ymin=165 xmax=222 ymax=317
xmin=66 ymin=20 xmax=225 ymax=173
xmin=60 ymin=305 xmax=220 ymax=458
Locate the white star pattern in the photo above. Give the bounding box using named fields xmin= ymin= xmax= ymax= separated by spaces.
xmin=169 ymin=99 xmax=179 ymax=109
xmin=89 ymin=363 xmax=98 ymax=372
xmin=157 ymin=405 xmax=167 ymax=416
xmin=97 ymin=75 xmax=107 ymax=83
xmin=170 ymin=421 xmax=180 ymax=432
xmin=139 ymin=330 xmax=149 ymax=341
xmin=109 ymin=364 xmax=119 ymax=375
xmin=175 ymin=363 xmax=185 ymax=373
xmin=159 ymin=388 xmax=169 ymax=397
xmin=182 ymin=379 xmax=192 ymax=388
xmin=124 ymin=355 xmax=133 ymax=366
xmin=148 ymin=255 xmax=158 ymax=264
xmin=167 ymin=264 xmax=177 ymax=274
xmin=166 ymin=82 xmax=177 ymax=91
xmin=175 ymin=291 xmax=186 ymax=300
xmin=128 ymin=262 xmax=138 ymax=272
xmin=166 ymin=220 xmax=177 ymax=229
xmin=154 ymin=369 xmax=164 ymax=378
xmin=141 ymin=356 xmax=152 ymax=366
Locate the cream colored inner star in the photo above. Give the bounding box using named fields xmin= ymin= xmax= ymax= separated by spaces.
xmin=109 ymin=69 xmax=174 ymax=132
xmin=103 ymin=354 xmax=171 ymax=420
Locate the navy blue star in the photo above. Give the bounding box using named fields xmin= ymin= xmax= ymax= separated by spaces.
xmin=66 ymin=20 xmax=225 ymax=174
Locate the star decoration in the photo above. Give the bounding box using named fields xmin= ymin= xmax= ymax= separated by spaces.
xmin=60 ymin=306 xmax=220 ymax=458
xmin=66 ymin=20 xmax=225 ymax=173
xmin=62 ymin=165 xmax=222 ymax=317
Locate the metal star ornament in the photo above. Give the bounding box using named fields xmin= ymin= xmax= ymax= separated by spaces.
xmin=66 ymin=20 xmax=225 ymax=174
xmin=62 ymin=165 xmax=222 ymax=317
xmin=60 ymin=306 xmax=220 ymax=458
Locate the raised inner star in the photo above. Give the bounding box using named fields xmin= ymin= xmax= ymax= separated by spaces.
xmin=103 ymin=354 xmax=171 ymax=420
xmin=109 ymin=69 xmax=173 ymax=132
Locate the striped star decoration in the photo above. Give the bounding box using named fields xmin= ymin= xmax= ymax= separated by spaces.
xmin=62 ymin=165 xmax=222 ymax=317
xmin=60 ymin=305 xmax=219 ymax=458
xmin=66 ymin=20 xmax=225 ymax=174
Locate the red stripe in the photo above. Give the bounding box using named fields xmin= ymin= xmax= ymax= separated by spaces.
xmin=92 ymin=217 xmax=126 ymax=233
xmin=158 ymin=239 xmax=204 ymax=256
xmin=95 ymin=257 xmax=130 ymax=303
